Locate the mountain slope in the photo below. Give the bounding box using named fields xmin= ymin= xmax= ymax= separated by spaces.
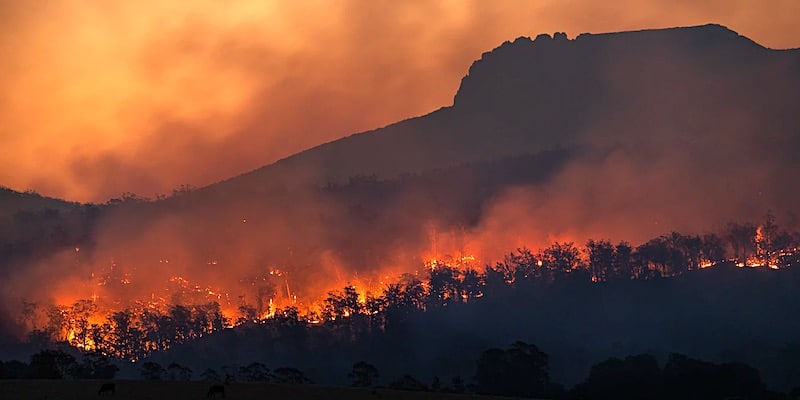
xmin=0 ymin=186 xmax=80 ymax=218
xmin=207 ymin=24 xmax=800 ymax=196
xmin=3 ymin=24 xmax=800 ymax=355
xmin=11 ymin=22 xmax=794 ymax=308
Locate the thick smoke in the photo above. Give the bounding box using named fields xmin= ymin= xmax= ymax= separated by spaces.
xmin=2 ymin=15 xmax=800 ymax=392
xmin=0 ymin=0 xmax=798 ymax=201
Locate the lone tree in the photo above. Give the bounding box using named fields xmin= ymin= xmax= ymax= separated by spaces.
xmin=348 ymin=361 xmax=379 ymax=387
xmin=271 ymin=367 xmax=312 ymax=384
xmin=574 ymin=354 xmax=662 ymax=400
xmin=239 ymin=362 xmax=270 ymax=382
xmin=474 ymin=341 xmax=550 ymax=398
xmin=166 ymin=362 xmax=192 ymax=381
xmin=28 ymin=349 xmax=77 ymax=379
xmin=140 ymin=361 xmax=165 ymax=380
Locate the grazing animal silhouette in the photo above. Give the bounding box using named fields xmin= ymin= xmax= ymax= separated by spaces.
xmin=207 ymin=385 xmax=225 ymax=398
xmin=97 ymin=383 xmax=115 ymax=396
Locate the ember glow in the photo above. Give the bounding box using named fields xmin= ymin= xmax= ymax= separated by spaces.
xmin=2 ymin=3 xmax=800 ymax=383
xmin=10 ymin=214 xmax=797 ymax=359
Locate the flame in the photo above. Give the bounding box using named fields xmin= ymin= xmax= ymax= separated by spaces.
xmin=23 ymin=224 xmax=798 ymax=359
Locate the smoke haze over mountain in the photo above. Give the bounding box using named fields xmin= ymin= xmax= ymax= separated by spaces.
xmin=2 ymin=18 xmax=800 ymax=393
xmin=0 ymin=23 xmax=798 ymax=336
xmin=1 ymin=0 xmax=799 ymax=202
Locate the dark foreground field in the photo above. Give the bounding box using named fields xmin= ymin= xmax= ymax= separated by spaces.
xmin=0 ymin=380 xmax=531 ymax=400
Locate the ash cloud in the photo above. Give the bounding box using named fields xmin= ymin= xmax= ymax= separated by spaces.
xmin=1 ymin=1 xmax=798 ymax=202
xmin=1 ymin=11 xmax=800 ymax=384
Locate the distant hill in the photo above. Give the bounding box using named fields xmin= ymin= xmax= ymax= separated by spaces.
xmin=3 ymin=23 xmax=798 ymax=276
xmin=0 ymin=187 xmax=97 ymax=278
xmin=205 ymin=24 xmax=799 ymax=196
xmin=2 ymin=24 xmax=800 ymax=374
xmin=0 ymin=186 xmax=79 ymax=218
xmin=127 ymin=23 xmax=800 ymax=277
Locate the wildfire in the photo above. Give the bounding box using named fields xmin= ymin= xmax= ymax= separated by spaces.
xmin=19 ymin=218 xmax=800 ymax=361
xmin=425 ymin=254 xmax=479 ymax=271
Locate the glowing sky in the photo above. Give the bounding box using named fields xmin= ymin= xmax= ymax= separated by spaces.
xmin=1 ymin=0 xmax=798 ymax=202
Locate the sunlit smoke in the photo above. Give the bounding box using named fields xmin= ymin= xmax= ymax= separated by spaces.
xmin=1 ymin=0 xmax=798 ymax=202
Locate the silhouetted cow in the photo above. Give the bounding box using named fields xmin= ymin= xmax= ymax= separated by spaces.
xmin=207 ymin=385 xmax=225 ymax=398
xmin=97 ymin=383 xmax=115 ymax=396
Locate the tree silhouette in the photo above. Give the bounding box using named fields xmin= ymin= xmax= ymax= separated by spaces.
xmin=504 ymin=247 xmax=539 ymax=284
xmin=166 ymin=362 xmax=192 ymax=380
xmin=1 ymin=360 xmax=29 ymax=379
xmin=140 ymin=361 xmax=165 ymax=380
xmin=663 ymin=353 xmax=764 ymax=399
xmin=611 ymin=241 xmax=634 ymax=281
xmin=587 ymin=240 xmax=615 ymax=282
xmin=77 ymin=352 xmax=118 ymax=379
xmin=428 ymin=264 xmax=460 ymax=307
xmin=348 ymin=361 xmax=379 ymax=387
xmin=400 ymin=275 xmax=427 ymax=310
xmin=239 ymin=362 xmax=270 ymax=382
xmin=474 ymin=341 xmax=549 ymax=398
xmin=540 ymin=242 xmax=582 ymax=281
xmin=28 ymin=349 xmax=77 ymax=379
xmin=271 ymin=367 xmax=312 ymax=384
xmin=575 ymin=354 xmax=661 ymax=400
xmin=322 ymin=285 xmax=362 ymax=321
xmin=460 ymin=268 xmax=485 ymax=301
xmin=68 ymin=299 xmax=97 ymax=349
xmin=726 ymin=222 xmax=757 ymax=262
xmin=237 ymin=304 xmax=258 ymax=325
xmin=700 ymin=233 xmax=726 ymax=264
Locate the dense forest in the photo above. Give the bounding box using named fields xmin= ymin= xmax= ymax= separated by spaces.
xmin=2 ymin=207 xmax=800 ymax=397
xmin=12 ymin=209 xmax=799 ymax=356
xmin=3 ymin=24 xmax=800 ymax=399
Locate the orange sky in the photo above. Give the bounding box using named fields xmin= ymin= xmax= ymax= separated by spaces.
xmin=1 ymin=0 xmax=798 ymax=202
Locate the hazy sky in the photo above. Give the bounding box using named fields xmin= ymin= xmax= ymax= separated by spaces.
xmin=2 ymin=0 xmax=798 ymax=202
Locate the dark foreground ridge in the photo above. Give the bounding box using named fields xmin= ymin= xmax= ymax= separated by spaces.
xmin=0 ymin=380 xmax=531 ymax=400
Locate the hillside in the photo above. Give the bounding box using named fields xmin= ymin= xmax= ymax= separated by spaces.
xmin=154 ymin=23 xmax=800 ymax=260
xmin=142 ymin=265 xmax=800 ymax=391
xmin=206 ymin=24 xmax=799 ymax=195
xmin=2 ymin=25 xmax=800 ymax=391
xmin=1 ymin=24 xmax=798 ymax=293
xmin=0 ymin=187 xmax=80 ymax=218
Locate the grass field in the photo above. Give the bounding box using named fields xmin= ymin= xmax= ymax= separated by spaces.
xmin=0 ymin=380 xmax=529 ymax=400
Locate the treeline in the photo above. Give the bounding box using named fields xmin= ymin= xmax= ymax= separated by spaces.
xmin=137 ymin=361 xmax=312 ymax=384
xmin=25 ymin=302 xmax=228 ymax=361
xmin=0 ymin=349 xmax=117 ymax=380
xmin=4 ymin=342 xmax=797 ymax=400
xmin=19 ymin=215 xmax=800 ymax=362
xmin=383 ymin=342 xmax=795 ymax=399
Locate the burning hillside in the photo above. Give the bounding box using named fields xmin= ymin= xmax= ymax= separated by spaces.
xmin=1 ymin=24 xmax=800 ymax=365
xmin=10 ymin=209 xmax=800 ymax=360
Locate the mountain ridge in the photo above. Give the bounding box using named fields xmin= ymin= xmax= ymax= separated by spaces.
xmin=3 ymin=24 xmax=797 ymax=204
xmin=201 ymin=23 xmax=799 ymax=200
